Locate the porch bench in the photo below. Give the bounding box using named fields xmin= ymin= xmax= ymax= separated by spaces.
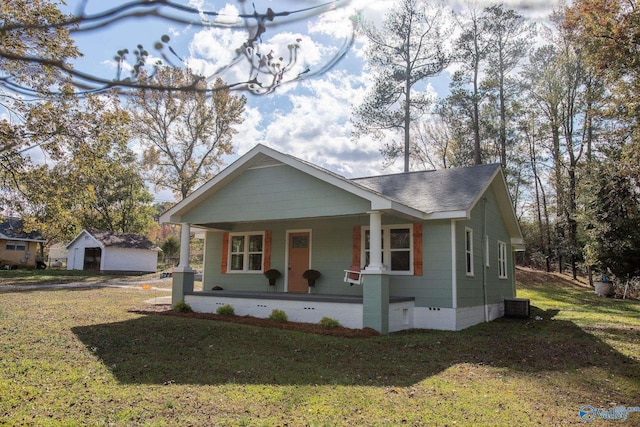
xmin=343 ymin=268 xmax=363 ymax=286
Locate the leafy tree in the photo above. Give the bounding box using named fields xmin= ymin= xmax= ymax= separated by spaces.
xmin=161 ymin=235 xmax=180 ymax=263
xmin=565 ymin=0 xmax=640 ymax=179
xmin=409 ymin=114 xmax=453 ymax=169
xmin=450 ymin=5 xmax=493 ymax=165
xmin=581 ymin=153 xmax=640 ymax=279
xmin=6 ymin=93 xmax=154 ymax=241
xmin=1 ymin=0 xmax=79 ymax=188
xmin=0 ymin=0 xmax=80 ymax=92
xmin=433 ymin=90 xmax=477 ymax=167
xmin=352 ymin=0 xmax=450 ymax=172
xmin=482 ymin=5 xmax=535 ymax=167
xmin=131 ymin=68 xmax=246 ymax=200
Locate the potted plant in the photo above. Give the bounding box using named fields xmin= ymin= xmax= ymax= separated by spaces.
xmin=303 ymin=269 xmax=321 ymax=287
xmin=264 ymin=269 xmax=281 ymax=286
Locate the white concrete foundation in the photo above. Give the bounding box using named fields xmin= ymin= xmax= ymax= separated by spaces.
xmin=185 ymin=293 xmax=504 ymax=332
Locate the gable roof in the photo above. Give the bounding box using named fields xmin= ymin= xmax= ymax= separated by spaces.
xmin=161 ymin=144 xmax=426 ymax=223
xmin=353 ymin=164 xmax=501 ymax=215
xmin=0 ymin=217 xmax=46 ymax=242
xmin=160 ymin=144 xmax=523 ymax=244
xmin=66 ymin=229 xmax=159 ymax=251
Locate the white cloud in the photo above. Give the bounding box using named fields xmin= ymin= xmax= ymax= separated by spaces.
xmin=231 ymin=105 xmax=265 ymax=156
xmin=214 ymin=3 xmax=241 ymax=25
xmin=186 ymin=25 xmax=326 ymax=95
xmin=255 ymin=70 xmax=393 ymax=178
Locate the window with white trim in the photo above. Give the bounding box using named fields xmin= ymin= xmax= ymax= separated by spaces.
xmin=465 ymin=228 xmax=474 ymax=276
xmin=498 ymin=241 xmax=508 ymax=279
xmin=363 ymin=226 xmax=412 ymax=274
xmin=6 ymin=241 xmax=26 ymax=251
xmin=229 ymin=232 xmax=264 ymax=272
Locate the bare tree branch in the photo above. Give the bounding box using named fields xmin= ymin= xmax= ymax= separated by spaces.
xmin=1 ymin=0 xmax=357 ymax=97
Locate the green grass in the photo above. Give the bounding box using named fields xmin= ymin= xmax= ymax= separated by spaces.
xmin=0 ymin=269 xmax=638 ymax=426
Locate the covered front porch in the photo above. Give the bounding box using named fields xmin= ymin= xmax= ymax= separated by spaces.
xmin=170 ymin=208 xmax=409 ymax=334
xmin=183 ymin=289 xmax=416 ymax=333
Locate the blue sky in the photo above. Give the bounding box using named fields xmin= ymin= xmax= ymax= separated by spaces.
xmin=58 ymin=0 xmax=557 ymax=202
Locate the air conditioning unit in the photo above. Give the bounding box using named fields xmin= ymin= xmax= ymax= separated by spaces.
xmin=504 ymin=298 xmax=530 ymax=318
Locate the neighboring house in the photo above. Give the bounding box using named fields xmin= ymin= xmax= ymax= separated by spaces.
xmin=0 ymin=217 xmax=46 ymax=269
xmin=47 ymin=243 xmax=68 ymax=268
xmin=66 ymin=229 xmax=160 ymax=273
xmin=160 ymin=145 xmax=524 ymax=334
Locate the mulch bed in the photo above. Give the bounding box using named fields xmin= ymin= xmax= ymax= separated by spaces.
xmin=129 ymin=305 xmax=381 ymax=338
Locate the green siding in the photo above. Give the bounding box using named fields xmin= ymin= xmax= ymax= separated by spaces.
xmin=387 ymin=219 xmax=453 ymax=308
xmin=183 ymin=165 xmax=371 ymax=223
xmin=201 ymin=215 xmax=457 ymax=308
xmin=456 ymin=185 xmax=515 ymax=308
xmin=199 ymin=188 xmax=515 ymax=308
xmin=203 ymin=217 xmax=365 ymax=294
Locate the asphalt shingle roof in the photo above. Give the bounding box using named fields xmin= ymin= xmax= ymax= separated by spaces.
xmin=0 ymin=217 xmax=45 ymax=241
xmin=87 ymin=230 xmax=159 ymax=250
xmin=352 ymin=163 xmax=501 ymax=214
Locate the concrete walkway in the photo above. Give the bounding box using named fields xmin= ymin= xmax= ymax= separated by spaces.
xmin=0 ymin=280 xmax=172 ymax=293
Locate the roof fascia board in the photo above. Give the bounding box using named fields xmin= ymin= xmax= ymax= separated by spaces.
xmin=161 ymin=144 xmax=425 ymax=223
xmin=65 ymin=230 xmax=104 ymax=250
xmin=423 ymin=210 xmax=470 ymax=220
xmin=1 ymin=237 xmax=46 ymax=243
xmin=468 ymin=166 xmax=524 ymax=241
xmin=160 ymin=145 xmax=268 ymax=223
xmin=65 ymin=229 xmax=86 ymax=249
xmin=0 ymin=232 xmax=46 ymax=243
xmin=494 ymin=170 xmax=524 ymax=240
xmin=468 ymin=166 xmax=501 ymax=213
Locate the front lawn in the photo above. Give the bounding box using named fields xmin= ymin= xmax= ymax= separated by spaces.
xmin=0 ymin=269 xmax=638 ymax=425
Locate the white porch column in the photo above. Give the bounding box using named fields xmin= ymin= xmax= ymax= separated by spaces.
xmin=173 ymin=222 xmax=194 ymax=306
xmin=366 ymin=210 xmax=384 ymax=272
xmin=178 ymin=222 xmax=191 ymax=268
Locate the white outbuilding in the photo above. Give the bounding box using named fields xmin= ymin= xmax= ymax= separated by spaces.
xmin=66 ymin=229 xmax=160 ymax=273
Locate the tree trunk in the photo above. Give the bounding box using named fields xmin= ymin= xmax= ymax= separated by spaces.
xmin=499 ymin=60 xmax=507 ymax=166
xmin=472 ymin=18 xmax=482 ymax=165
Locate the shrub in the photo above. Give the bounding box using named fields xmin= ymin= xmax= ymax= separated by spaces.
xmin=319 ymin=317 xmax=341 ymax=329
xmin=216 ymin=304 xmax=235 ymax=316
xmin=269 ymin=309 xmax=288 ymax=322
xmin=173 ymin=300 xmax=192 ymax=313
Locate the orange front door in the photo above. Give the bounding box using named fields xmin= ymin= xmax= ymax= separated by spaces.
xmin=288 ymin=232 xmax=310 ymax=293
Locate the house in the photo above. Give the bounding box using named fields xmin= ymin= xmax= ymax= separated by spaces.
xmin=160 ymin=145 xmax=524 ymax=334
xmin=66 ymin=229 xmax=160 ymax=273
xmin=0 ymin=217 xmax=46 ymax=269
xmin=47 ymin=243 xmax=68 ymax=267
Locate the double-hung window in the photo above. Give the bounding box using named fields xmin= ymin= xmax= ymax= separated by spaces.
xmin=229 ymin=232 xmax=264 ymax=272
xmin=363 ymin=226 xmax=412 ymax=274
xmin=498 ymin=241 xmax=508 ymax=279
xmin=465 ymin=228 xmax=474 ymax=276
xmin=6 ymin=241 xmax=26 ymax=251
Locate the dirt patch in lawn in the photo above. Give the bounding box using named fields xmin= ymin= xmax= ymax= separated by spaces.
xmin=130 ymin=305 xmax=381 ymax=338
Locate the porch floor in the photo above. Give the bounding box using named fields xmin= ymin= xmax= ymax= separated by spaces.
xmin=185 ymin=290 xmax=414 ymax=304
